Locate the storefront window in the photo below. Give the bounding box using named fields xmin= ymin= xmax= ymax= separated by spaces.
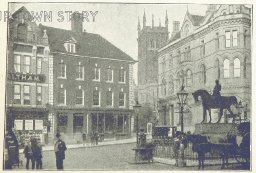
xmin=105 ymin=114 xmax=114 ymax=134
xmin=73 ymin=114 xmax=83 ymax=133
xmin=58 ymin=114 xmax=68 ymax=133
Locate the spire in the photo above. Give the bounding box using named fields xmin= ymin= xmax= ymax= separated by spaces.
xmin=159 ymin=18 xmax=161 ymax=27
xmin=165 ymin=10 xmax=169 ymax=28
xmin=143 ymin=9 xmax=146 ymax=27
xmin=137 ymin=16 xmax=141 ymax=31
xmin=152 ymin=14 xmax=154 ymax=28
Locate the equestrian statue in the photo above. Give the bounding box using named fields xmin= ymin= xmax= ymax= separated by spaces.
xmin=192 ymin=80 xmax=238 ymax=123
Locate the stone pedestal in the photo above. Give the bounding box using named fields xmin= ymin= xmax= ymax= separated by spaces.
xmin=195 ymin=123 xmax=236 ymax=135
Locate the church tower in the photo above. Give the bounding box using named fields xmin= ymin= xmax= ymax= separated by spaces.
xmin=137 ymin=11 xmax=169 ymax=105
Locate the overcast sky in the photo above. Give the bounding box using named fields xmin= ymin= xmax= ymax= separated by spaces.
xmin=9 ymin=3 xmax=208 ymax=84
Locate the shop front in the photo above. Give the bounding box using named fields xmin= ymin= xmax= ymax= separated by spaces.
xmin=6 ymin=107 xmax=49 ymax=148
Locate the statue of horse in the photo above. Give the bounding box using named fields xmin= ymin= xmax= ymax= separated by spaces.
xmin=192 ymin=89 xmax=238 ymax=123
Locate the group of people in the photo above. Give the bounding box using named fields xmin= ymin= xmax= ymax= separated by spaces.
xmin=23 ymin=133 xmax=67 ymax=170
xmin=23 ymin=138 xmax=42 ymax=169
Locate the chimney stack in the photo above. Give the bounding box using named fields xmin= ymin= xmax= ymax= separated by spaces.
xmin=171 ymin=21 xmax=180 ymax=38
xmin=71 ymin=12 xmax=83 ymax=33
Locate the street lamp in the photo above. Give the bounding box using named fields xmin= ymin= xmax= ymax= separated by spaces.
xmin=177 ymin=85 xmax=188 ymax=133
xmin=236 ymin=101 xmax=244 ymax=123
xmin=133 ymin=101 xmax=141 ymax=147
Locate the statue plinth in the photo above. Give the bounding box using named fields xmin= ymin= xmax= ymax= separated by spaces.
xmin=195 ymin=123 xmax=237 ymax=135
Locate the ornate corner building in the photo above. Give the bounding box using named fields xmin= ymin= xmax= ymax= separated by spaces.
xmin=157 ymin=5 xmax=251 ymax=131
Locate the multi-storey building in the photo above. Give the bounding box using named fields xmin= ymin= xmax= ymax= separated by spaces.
xmin=137 ymin=11 xmax=169 ymax=109
xmin=6 ymin=7 xmax=136 ymax=144
xmin=39 ymin=13 xmax=136 ymax=143
xmin=158 ymin=5 xmax=251 ymax=132
xmin=6 ymin=7 xmax=50 ymax=144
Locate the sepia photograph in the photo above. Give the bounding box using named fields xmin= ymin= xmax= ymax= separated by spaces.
xmin=3 ymin=2 xmax=252 ymax=171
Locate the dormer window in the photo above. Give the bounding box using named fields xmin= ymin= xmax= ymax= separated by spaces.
xmin=65 ymin=43 xmax=76 ymax=53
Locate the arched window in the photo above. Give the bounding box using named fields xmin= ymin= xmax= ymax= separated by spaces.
xmin=168 ymin=75 xmax=174 ymax=95
xmin=186 ymin=70 xmax=192 ymax=87
xmin=17 ymin=23 xmax=27 ymax=41
xmin=234 ymin=58 xmax=241 ymax=77
xmin=215 ymin=59 xmax=220 ymax=80
xmin=200 ymin=65 xmax=206 ymax=84
xmin=184 ymin=24 xmax=190 ymax=37
xmin=223 ymin=59 xmax=230 ymax=78
xmin=162 ymin=78 xmax=167 ymax=96
xmin=244 ymin=57 xmax=247 ymax=78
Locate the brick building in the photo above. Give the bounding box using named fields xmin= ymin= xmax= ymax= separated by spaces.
xmin=137 ymin=11 xmax=169 ymax=110
xmin=157 ymin=5 xmax=251 ymax=132
xmin=39 ymin=13 xmax=136 ymax=143
xmin=6 ymin=7 xmax=51 ymax=144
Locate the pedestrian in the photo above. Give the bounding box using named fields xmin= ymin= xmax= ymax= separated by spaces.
xmin=82 ymin=133 xmax=86 ymax=146
xmin=23 ymin=139 xmax=35 ymax=170
xmin=54 ymin=133 xmax=67 ymax=170
xmin=31 ymin=139 xmax=43 ymax=169
xmin=94 ymin=131 xmax=99 ymax=145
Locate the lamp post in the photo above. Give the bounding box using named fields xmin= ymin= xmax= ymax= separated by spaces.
xmin=177 ymin=85 xmax=188 ymax=133
xmin=133 ymin=101 xmax=141 ymax=147
xmin=236 ymin=101 xmax=244 ymax=123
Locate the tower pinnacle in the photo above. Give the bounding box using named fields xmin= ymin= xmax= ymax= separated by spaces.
xmin=165 ymin=10 xmax=169 ymax=29
xmin=143 ymin=10 xmax=146 ymax=27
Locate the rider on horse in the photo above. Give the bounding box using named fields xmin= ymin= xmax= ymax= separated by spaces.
xmin=213 ymin=80 xmax=221 ymax=104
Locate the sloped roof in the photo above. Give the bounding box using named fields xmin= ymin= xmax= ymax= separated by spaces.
xmin=169 ymin=31 xmax=181 ymax=43
xmin=39 ymin=24 xmax=135 ymax=62
xmin=188 ymin=14 xmax=204 ymax=26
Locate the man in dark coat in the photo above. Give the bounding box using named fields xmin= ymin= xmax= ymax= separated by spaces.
xmin=23 ymin=140 xmax=35 ymax=169
xmin=213 ymin=80 xmax=222 ymax=104
xmin=54 ymin=133 xmax=67 ymax=170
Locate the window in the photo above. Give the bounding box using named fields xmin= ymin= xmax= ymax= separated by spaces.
xmin=119 ymin=67 xmax=125 ymax=83
xmin=168 ymin=76 xmax=174 ymax=95
xmin=184 ymin=24 xmax=190 ymax=36
xmin=76 ymin=86 xmax=84 ymax=105
xmin=36 ymin=86 xmax=42 ymax=105
xmin=162 ymin=59 xmax=166 ymax=73
xmin=200 ymin=40 xmax=205 ymax=57
xmin=17 ymin=23 xmax=27 ymax=41
xmin=215 ymin=33 xmax=219 ymax=51
xmin=94 ymin=64 xmax=100 ymax=81
xmin=225 ymin=31 xmax=231 ymax=48
xmin=187 ymin=46 xmax=191 ymax=60
xmin=232 ymin=30 xmax=238 ymax=47
xmin=13 ymin=85 xmax=21 ymax=104
xmin=23 ymin=85 xmax=30 ymax=105
xmin=59 ymin=60 xmax=66 ymax=78
xmin=244 ymin=58 xmax=247 ymax=78
xmin=119 ymin=91 xmax=125 ymax=107
xmin=58 ymin=85 xmax=66 ymax=105
xmin=106 ymin=66 xmax=113 ymax=82
xmin=76 ymin=62 xmax=84 ymax=80
xmin=234 ymin=58 xmax=241 ymax=77
xmin=200 ymin=65 xmax=206 ymax=84
xmin=162 ymin=78 xmax=167 ymax=96
xmin=24 ymin=56 xmax=31 ymax=73
xmin=93 ymin=88 xmax=100 ymax=106
xmin=223 ymin=59 xmax=230 ymax=78
xmin=186 ymin=70 xmax=192 ymax=87
xmin=106 ymin=89 xmax=113 ymax=106
xmin=58 ymin=113 xmax=68 ymax=133
xmin=216 ymin=59 xmax=220 ymax=80
xmin=37 ymin=57 xmax=42 ymax=74
xmin=66 ymin=43 xmax=76 ymax=53
xmin=73 ymin=115 xmax=83 ymax=133
xmin=14 ymin=55 xmax=21 ymax=73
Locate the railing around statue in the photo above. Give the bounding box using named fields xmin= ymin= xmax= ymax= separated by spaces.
xmin=153 ymin=137 xmax=222 ymax=165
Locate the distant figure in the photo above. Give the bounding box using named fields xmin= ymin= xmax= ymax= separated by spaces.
xmin=213 ymin=80 xmax=221 ymax=98
xmin=54 ymin=133 xmax=67 ymax=170
xmin=31 ymin=139 xmax=43 ymax=169
xmin=23 ymin=140 xmax=35 ymax=170
xmin=94 ymin=131 xmax=99 ymax=145
xmin=138 ymin=128 xmax=146 ymax=146
xmin=82 ymin=133 xmax=87 ymax=146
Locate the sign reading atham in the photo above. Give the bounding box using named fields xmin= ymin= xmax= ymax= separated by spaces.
xmin=8 ymin=73 xmax=45 ymax=83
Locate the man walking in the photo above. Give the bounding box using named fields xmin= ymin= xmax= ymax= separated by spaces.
xmin=54 ymin=133 xmax=67 ymax=170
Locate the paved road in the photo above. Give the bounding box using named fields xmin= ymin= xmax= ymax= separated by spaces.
xmin=16 ymin=142 xmax=248 ymax=171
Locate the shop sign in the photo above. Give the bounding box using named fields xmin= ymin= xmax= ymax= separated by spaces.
xmin=14 ymin=120 xmax=23 ymax=130
xmin=25 ymin=120 xmax=33 ymax=130
xmin=8 ymin=73 xmax=45 ymax=83
xmin=35 ymin=120 xmax=43 ymax=130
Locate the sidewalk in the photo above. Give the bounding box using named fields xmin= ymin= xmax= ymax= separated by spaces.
xmin=19 ymin=136 xmax=137 ymax=153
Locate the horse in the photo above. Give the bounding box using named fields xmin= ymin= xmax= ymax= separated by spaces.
xmin=192 ymin=89 xmax=238 ymax=123
xmin=186 ymin=134 xmax=211 ymax=169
